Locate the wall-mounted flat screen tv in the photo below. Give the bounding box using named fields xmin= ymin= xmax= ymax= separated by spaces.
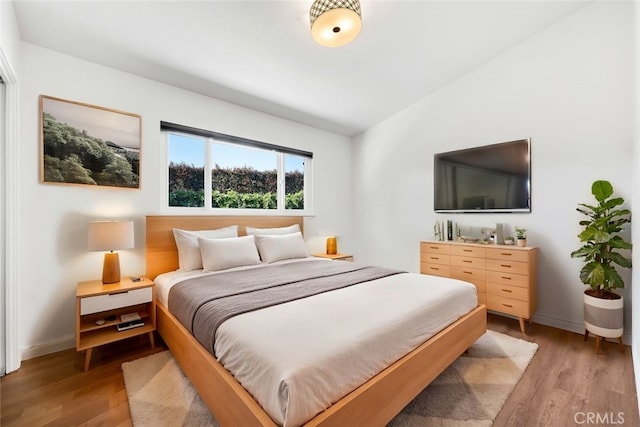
xmin=434 ymin=138 xmax=531 ymax=213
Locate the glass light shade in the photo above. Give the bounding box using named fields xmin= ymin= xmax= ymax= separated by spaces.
xmin=310 ymin=0 xmax=362 ymax=48
xmin=88 ymin=220 xmax=134 ymax=251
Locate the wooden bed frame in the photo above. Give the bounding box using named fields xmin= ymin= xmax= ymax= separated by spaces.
xmin=146 ymin=215 xmax=487 ymax=426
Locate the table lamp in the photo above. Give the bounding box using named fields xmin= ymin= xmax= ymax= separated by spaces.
xmin=326 ymin=236 xmax=337 ymax=255
xmin=88 ymin=220 xmax=134 ymax=284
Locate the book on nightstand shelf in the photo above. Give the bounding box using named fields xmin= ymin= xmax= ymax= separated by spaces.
xmin=120 ymin=312 xmax=141 ymax=323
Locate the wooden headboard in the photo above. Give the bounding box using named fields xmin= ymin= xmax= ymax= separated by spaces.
xmin=145 ymin=215 xmax=304 ymax=280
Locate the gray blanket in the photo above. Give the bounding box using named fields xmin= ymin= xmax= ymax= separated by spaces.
xmin=168 ymin=259 xmax=403 ymax=355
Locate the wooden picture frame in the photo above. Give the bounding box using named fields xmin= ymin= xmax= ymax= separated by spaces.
xmin=39 ymin=95 xmax=142 ymax=189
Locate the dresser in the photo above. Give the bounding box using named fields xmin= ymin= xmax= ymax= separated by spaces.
xmin=420 ymin=241 xmax=538 ymax=333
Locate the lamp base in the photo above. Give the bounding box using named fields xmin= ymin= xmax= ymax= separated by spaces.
xmin=102 ymin=252 xmax=121 ymax=284
xmin=326 ymin=236 xmax=337 ymax=255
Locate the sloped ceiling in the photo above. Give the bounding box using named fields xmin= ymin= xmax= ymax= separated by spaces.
xmin=13 ymin=0 xmax=588 ymax=136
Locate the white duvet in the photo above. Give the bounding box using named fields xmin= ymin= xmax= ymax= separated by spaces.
xmin=156 ymin=259 xmax=477 ymax=427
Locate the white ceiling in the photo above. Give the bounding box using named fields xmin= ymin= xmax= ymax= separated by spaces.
xmin=13 ymin=0 xmax=589 ymax=136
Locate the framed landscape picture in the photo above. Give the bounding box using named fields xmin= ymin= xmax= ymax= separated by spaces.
xmin=39 ymin=95 xmax=142 ymax=189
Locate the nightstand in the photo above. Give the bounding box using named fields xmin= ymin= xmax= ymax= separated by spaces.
xmin=76 ymin=277 xmax=156 ymax=371
xmin=313 ymin=253 xmax=354 ymax=261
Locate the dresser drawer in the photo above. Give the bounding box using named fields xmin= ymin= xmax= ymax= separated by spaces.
xmin=485 ymin=247 xmax=529 ymax=263
xmin=486 ymin=283 xmax=529 ymax=302
xmin=451 ymin=255 xmax=486 ymax=270
xmin=450 ymin=245 xmax=486 ymax=258
xmin=80 ymin=287 xmax=153 ymax=315
xmin=486 ymin=259 xmax=529 ymax=276
xmin=421 ymin=253 xmax=450 ymax=266
xmin=486 ymin=270 xmax=529 ymax=288
xmin=487 ymin=295 xmax=529 ymax=318
xmin=421 ymin=242 xmax=451 ymax=255
xmin=450 ymin=266 xmax=486 ymax=282
xmin=421 ymin=263 xmax=450 ymax=277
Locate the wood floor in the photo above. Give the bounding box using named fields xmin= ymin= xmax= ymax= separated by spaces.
xmin=1 ymin=314 xmax=638 ymax=426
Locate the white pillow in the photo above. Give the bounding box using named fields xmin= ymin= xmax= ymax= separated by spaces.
xmin=255 ymin=232 xmax=309 ymax=263
xmin=246 ymin=224 xmax=301 ymax=236
xmin=198 ymin=235 xmax=261 ymax=271
xmin=173 ymin=226 xmax=238 ymax=271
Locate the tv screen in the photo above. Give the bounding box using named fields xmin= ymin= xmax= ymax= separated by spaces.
xmin=434 ymin=139 xmax=531 ymax=213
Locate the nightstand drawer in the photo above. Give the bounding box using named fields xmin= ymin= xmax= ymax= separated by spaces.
xmin=81 ymin=287 xmax=153 ymax=315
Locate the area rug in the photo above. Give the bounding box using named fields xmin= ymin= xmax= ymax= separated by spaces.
xmin=122 ymin=330 xmax=538 ymax=426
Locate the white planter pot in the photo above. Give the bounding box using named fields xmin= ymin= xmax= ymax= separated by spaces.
xmin=584 ymin=292 xmax=623 ymax=338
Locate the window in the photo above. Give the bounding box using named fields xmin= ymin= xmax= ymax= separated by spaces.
xmin=164 ymin=122 xmax=312 ymax=213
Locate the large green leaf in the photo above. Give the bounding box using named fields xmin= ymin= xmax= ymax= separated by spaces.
xmin=608 ymin=251 xmax=632 ymax=269
xmin=580 ymin=262 xmax=604 ymax=286
xmin=609 ymin=235 xmax=632 ymax=250
xmin=591 ymin=180 xmax=613 ymax=203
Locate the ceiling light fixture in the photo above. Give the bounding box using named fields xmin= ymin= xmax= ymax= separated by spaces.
xmin=310 ymin=0 xmax=362 ymax=48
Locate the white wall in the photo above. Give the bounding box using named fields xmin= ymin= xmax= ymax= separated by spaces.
xmin=352 ymin=2 xmax=634 ymax=342
xmin=18 ymin=43 xmax=352 ymax=358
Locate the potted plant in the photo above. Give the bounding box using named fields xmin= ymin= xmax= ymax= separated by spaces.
xmin=570 ymin=180 xmax=632 ymax=347
xmin=514 ymin=227 xmax=527 ymax=247
xmin=504 ymin=235 xmax=515 ymax=245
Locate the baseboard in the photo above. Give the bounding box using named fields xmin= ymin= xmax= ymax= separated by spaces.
xmin=21 ymin=335 xmax=75 ymax=361
xmin=532 ymin=312 xmax=632 ymax=346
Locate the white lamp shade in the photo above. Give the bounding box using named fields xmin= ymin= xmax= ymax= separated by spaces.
xmin=88 ymin=220 xmax=134 ymax=252
xmin=310 ymin=0 xmax=362 ymax=47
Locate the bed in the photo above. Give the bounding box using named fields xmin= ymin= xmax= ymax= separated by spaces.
xmin=146 ymin=215 xmax=487 ymax=426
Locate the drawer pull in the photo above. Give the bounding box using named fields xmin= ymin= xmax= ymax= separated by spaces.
xmin=463 ymin=270 xmax=472 ymax=274
xmin=430 ymin=256 xmax=439 ymax=260
xmin=463 ymin=249 xmax=472 ymax=252
xmin=500 ymin=264 xmax=512 ymax=268
xmin=463 ymin=260 xmax=472 ymax=263
xmin=429 ymin=246 xmax=440 ymax=250
xmin=430 ymin=267 xmax=440 ymax=271
xmin=502 ymin=303 xmax=513 ymax=308
xmin=501 ymin=276 xmax=512 ymax=280
xmin=501 ymin=288 xmax=513 ymax=293
xmin=500 ymin=253 xmax=512 ymax=256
